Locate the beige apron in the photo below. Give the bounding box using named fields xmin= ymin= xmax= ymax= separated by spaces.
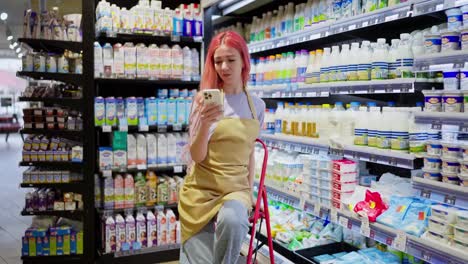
xmin=178 ymin=91 xmax=260 ymax=243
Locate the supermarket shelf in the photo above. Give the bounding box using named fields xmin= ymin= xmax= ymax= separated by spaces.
xmin=98 ymin=244 xmax=180 ymax=264
xmin=100 ymin=164 xmax=186 ymax=177
xmin=413 ymin=50 xmax=468 ymax=71
xmin=260 ymin=134 xmax=418 ymax=169
xmin=19 ymin=161 xmax=83 ymax=170
xmin=18 ymin=38 xmax=82 ymax=53
xmin=249 ymin=79 xmax=420 ymax=99
xmin=413 ymin=112 xmax=468 ymax=131
xmin=337 ymin=209 xmax=468 ymax=264
xmin=251 ymin=230 xmax=305 ymax=264
xmin=98 ymin=124 xmax=188 ymax=134
xmin=414 ymin=0 xmax=468 ymax=16
xmin=247 ymin=1 xmax=425 ymax=55
xmin=18 ymin=97 xmax=83 ymax=109
xmin=96 ymin=32 xmax=202 ymax=49
xmin=22 ymin=255 xmax=83 ymax=264
xmin=412 ymin=176 xmax=468 ymax=209
xmin=95 ymin=78 xmax=200 ymax=87
xmin=17 ymin=71 xmax=83 ymax=86
xmin=21 ymin=209 xmax=83 ymax=217
xmin=20 ymin=182 xmax=85 ymax=192
xmin=96 ymin=203 xmax=178 ymax=215
xmin=256 ymin=180 xmax=301 ymax=208
xmin=20 ymin=129 xmax=84 ymax=138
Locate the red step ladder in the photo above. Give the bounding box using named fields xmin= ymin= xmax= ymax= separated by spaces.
xmin=246 ymin=139 xmax=275 ymax=264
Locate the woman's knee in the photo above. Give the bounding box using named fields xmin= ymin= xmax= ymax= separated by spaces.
xmin=217 ymin=200 xmax=248 ymax=232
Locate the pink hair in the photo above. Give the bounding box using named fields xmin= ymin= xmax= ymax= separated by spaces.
xmin=182 ymin=31 xmax=251 ymax=173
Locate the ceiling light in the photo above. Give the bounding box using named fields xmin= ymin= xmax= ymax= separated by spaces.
xmin=0 ymin=13 xmax=7 ymax=21
xmin=7 ymin=35 xmax=13 ymax=40
xmin=16 ymin=48 xmax=21 ymax=53
xmin=12 ymin=42 xmax=18 ymax=48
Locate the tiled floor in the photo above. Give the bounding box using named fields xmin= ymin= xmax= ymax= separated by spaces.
xmin=0 ymin=134 xmax=30 ymax=264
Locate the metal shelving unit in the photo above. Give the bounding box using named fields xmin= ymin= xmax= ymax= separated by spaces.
xmin=21 ymin=209 xmax=83 ymax=218
xmin=19 ymin=161 xmax=83 ymax=170
xmin=20 ymin=129 xmax=84 ymax=138
xmin=98 ymin=124 xmax=188 ymax=134
xmin=20 ymin=182 xmax=85 ymax=192
xmin=18 ymin=97 xmax=83 ymax=109
xmin=18 ymin=38 xmax=83 ymax=53
xmin=17 ymin=71 xmax=83 ymax=86
xmin=97 ymin=244 xmax=180 ymax=264
xmin=96 ymin=203 xmax=178 ymax=215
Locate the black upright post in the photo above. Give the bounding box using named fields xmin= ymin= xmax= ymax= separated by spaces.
xmin=203 ymin=4 xmax=221 ymax=58
xmin=82 ymin=0 xmax=96 ymax=263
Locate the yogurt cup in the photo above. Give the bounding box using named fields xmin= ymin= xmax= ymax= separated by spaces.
xmin=446 ymin=8 xmax=463 ymax=31
xmin=424 ymin=34 xmax=442 ymax=53
xmin=459 ymin=159 xmax=468 ymax=173
xmin=432 ymin=204 xmax=458 ymax=222
xmin=427 ymin=140 xmax=443 ymax=156
xmin=424 ymin=154 xmax=442 ymax=170
xmin=443 ymin=91 xmax=463 ymax=113
xmin=428 ymin=216 xmax=454 ymax=235
xmin=443 ymin=69 xmax=460 ymax=90
xmin=442 ymin=141 xmax=461 ymax=158
xmin=441 ymin=171 xmax=460 ymax=185
xmin=422 ymin=167 xmax=442 ymax=181
xmin=457 ymin=210 xmax=468 ymax=229
xmin=441 ymin=30 xmax=461 ymax=52
xmin=443 ymin=157 xmax=461 ymax=170
xmin=422 ymin=90 xmax=443 ymax=112
xmin=453 ymin=237 xmax=468 ymax=251
xmin=462 ymin=5 xmax=468 ymax=22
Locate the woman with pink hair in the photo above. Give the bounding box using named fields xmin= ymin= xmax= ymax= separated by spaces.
xmin=178 ymin=31 xmax=265 ymax=264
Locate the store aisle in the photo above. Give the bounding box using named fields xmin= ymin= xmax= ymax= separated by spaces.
xmin=0 ymin=134 xmax=30 ymax=264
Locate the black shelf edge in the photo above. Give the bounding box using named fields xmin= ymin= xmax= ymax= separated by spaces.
xmin=96 ymin=32 xmax=202 ymax=49
xmin=17 ymin=71 xmax=83 ymax=86
xmin=18 ymin=38 xmax=83 ymax=53
xmin=22 ymin=255 xmax=83 ymax=264
xmin=96 ymin=203 xmax=178 ymax=214
xmin=101 ymin=164 xmax=186 ymax=175
xmin=97 ymin=244 xmax=180 ymax=264
xmin=21 ymin=129 xmax=84 ymax=137
xmin=97 ymin=124 xmax=188 ymax=133
xmin=19 ymin=161 xmax=83 ymax=170
xmin=21 ymin=209 xmax=84 ymax=217
xmin=18 ymin=97 xmax=83 ymax=109
xmin=20 ymin=182 xmax=84 ymax=191
xmin=95 ymin=78 xmax=200 ymax=87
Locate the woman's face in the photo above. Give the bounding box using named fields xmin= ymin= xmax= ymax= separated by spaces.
xmin=213 ymin=44 xmax=244 ymax=88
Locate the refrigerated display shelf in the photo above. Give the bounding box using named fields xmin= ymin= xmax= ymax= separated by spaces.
xmin=258 ymin=182 xmax=468 ymax=264
xmin=260 ymin=134 xmax=418 ymax=169
xmin=22 ymin=255 xmax=83 ymax=264
xmin=100 ymin=164 xmax=186 ymax=177
xmin=413 ymin=50 xmax=468 ymax=71
xmin=18 ymin=97 xmax=83 ymax=109
xmin=95 ymin=78 xmax=200 ymax=87
xmin=249 ymin=79 xmax=424 ymax=99
xmin=414 ymin=0 xmax=468 ymax=16
xmin=20 ymin=182 xmax=84 ymax=192
xmin=17 ymin=72 xmax=83 ymax=86
xmin=413 ymin=112 xmax=468 ymax=132
xmin=98 ymin=124 xmax=188 ymax=133
xmin=96 ymin=32 xmax=202 ymax=49
xmin=19 ymin=161 xmax=83 ymax=170
xmin=98 ymin=244 xmax=180 ymax=264
xmin=412 ymin=176 xmax=468 ymax=208
xmin=18 ymin=38 xmax=82 ymax=53
xmin=21 ymin=209 xmax=83 ymax=217
xmin=96 ymin=203 xmax=178 ymax=215
xmin=20 ymin=129 xmax=84 ymax=138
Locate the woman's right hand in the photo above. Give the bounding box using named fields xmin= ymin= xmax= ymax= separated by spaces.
xmin=197 ymin=94 xmax=223 ymax=129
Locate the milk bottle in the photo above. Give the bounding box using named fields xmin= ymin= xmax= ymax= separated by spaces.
xmin=377 ymin=107 xmax=392 ymax=149
xmin=358 ymin=41 xmax=372 ymax=81
xmin=338 ymin=44 xmax=350 ymax=81
xmin=396 ymin=33 xmax=414 ymax=78
xmin=348 ymin=43 xmax=359 ymax=81
xmin=371 ymin=38 xmax=389 ymax=80
xmin=305 ymin=50 xmax=316 ymax=84
xmin=296 ymin=50 xmax=308 ymax=84
xmin=275 ymin=102 xmax=284 ymax=134
xmin=328 ymin=46 xmax=340 ymax=82
xmin=320 ymin=47 xmax=331 ymax=82
xmin=388 ymin=39 xmax=400 ymax=79
xmin=367 ymin=106 xmax=381 ymax=147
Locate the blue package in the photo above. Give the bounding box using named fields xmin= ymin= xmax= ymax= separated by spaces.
xmin=376 ymin=196 xmax=413 ymax=228
xmin=145 ymin=97 xmax=158 ymax=125
xmin=70 ymin=232 xmax=77 ymax=254
xmin=36 ymin=236 xmax=43 ymax=256
xmin=401 ymin=198 xmax=432 ymax=237
xmin=313 ymin=254 xmax=335 ymax=263
xmin=167 ymin=98 xmax=177 ymax=125
xmin=185 ymin=98 xmax=193 ymax=124
xmin=157 ymin=99 xmax=167 ymax=125
xmin=116 ymin=97 xmax=125 ymax=120
xmin=158 ymin=89 xmax=168 ymax=99
xmin=56 ymin=235 xmax=63 ymax=255
xmin=332 ymin=252 xmax=348 ymax=259
xmin=176 ymin=98 xmax=187 ymax=125
xmin=137 ymin=97 xmax=145 ymax=118
xmin=22 ymin=236 xmax=29 ymax=256
xmin=169 ymin=88 xmax=179 ymax=98
xmin=180 ymin=89 xmax=188 ymax=97
xmin=42 ymin=235 xmax=50 ymax=256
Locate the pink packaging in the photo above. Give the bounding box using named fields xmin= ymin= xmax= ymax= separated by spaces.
xmin=332 ymin=159 xmax=357 ymax=173
xmin=332 ymin=180 xmax=357 ymax=192
xmin=157 ymin=210 xmax=167 ymax=246
xmin=332 ymin=170 xmax=357 ymax=182
xmin=332 ymin=198 xmax=343 ymax=209
xmin=332 ymin=189 xmax=354 ymax=201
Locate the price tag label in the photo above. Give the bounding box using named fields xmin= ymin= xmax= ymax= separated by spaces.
xmin=368 ymin=87 xmax=375 ymax=93
xmin=348 ymin=24 xmax=356 ymax=31
xmin=362 ymin=21 xmax=369 ymax=27
xmin=369 ymin=229 xmax=376 ymax=239
xmin=137 ymin=164 xmax=147 ymax=170
xmin=385 ymin=87 xmax=393 ymax=93
xmin=157 ymin=125 xmax=168 ymax=133
xmin=119 ymin=125 xmax=128 ymax=132
xmin=444 ymin=195 xmax=456 ymax=205
xmin=388 ymin=158 xmax=397 ymax=166
xmin=459 ymin=124 xmax=468 ymax=133
xmin=370 ymin=155 xmax=377 ymax=162
xmin=139 ymin=125 xmax=149 ymax=132
xmin=436 ymin=4 xmax=444 ymax=11
xmin=421 ymin=189 xmax=431 ymax=199
xmin=339 ymin=216 xmax=349 ymax=228
xmin=173 ymin=124 xmax=182 ymax=131
xmin=310 ymin=33 xmax=321 ymax=40
xmin=314 ymin=202 xmax=321 ymax=216
xmin=360 ymin=216 xmax=370 ymax=237
xmin=102 ymin=126 xmax=112 ymax=133
xmin=386 ymin=237 xmax=393 ymax=246
xmin=102 ymin=170 xmax=112 ymax=177
xmin=330 ymin=208 xmax=338 ymax=223
xmin=422 ymin=251 xmax=432 ymax=262
xmin=393 ymin=230 xmax=407 ymax=252
xmin=385 ymin=14 xmax=399 ymax=22
xmin=171 ymin=35 xmax=181 ymax=42
xmin=431 ymin=122 xmax=442 ymax=130
xmin=174 ymin=165 xmax=183 ymax=173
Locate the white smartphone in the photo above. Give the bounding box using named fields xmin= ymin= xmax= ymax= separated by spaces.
xmin=202 ymin=89 xmax=224 ymax=107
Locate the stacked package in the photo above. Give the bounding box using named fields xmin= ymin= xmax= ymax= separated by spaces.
xmin=331 ymin=160 xmax=358 ymax=209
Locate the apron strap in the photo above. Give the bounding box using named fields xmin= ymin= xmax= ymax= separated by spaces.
xmin=245 ymin=90 xmax=257 ymax=121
